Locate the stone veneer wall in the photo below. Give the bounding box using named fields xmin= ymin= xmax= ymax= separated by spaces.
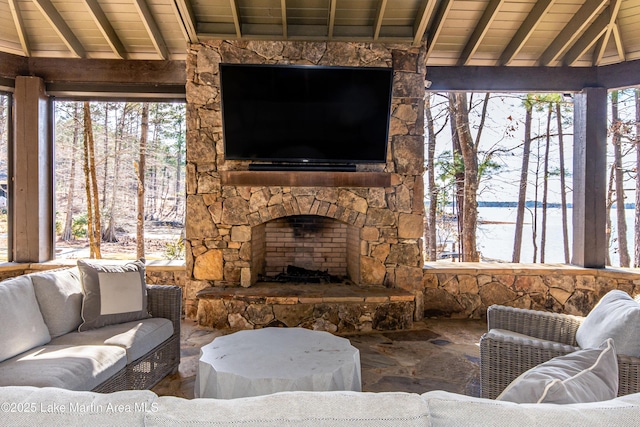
xmin=421 ymin=263 xmax=640 ymax=318
xmin=184 ymin=40 xmax=427 ymax=312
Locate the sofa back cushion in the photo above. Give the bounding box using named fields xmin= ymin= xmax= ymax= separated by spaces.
xmin=31 ymin=267 xmax=83 ymax=338
xmin=78 ymin=259 xmax=149 ymax=331
xmin=576 ymin=290 xmax=640 ymax=356
xmin=0 ymin=276 xmax=51 ymax=363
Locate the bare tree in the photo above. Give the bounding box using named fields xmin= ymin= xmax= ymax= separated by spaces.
xmin=635 ymin=89 xmax=640 ymax=267
xmin=540 ymin=103 xmax=552 ymax=263
xmin=611 ymin=90 xmax=630 ymax=266
xmin=425 ymin=93 xmax=438 ymax=261
xmin=556 ymin=102 xmax=571 ymax=263
xmin=137 ymin=103 xmax=149 ymax=258
xmin=61 ymin=103 xmax=80 ymax=241
xmin=82 ymin=102 xmax=102 ymax=258
xmin=513 ymin=97 xmax=533 ymax=263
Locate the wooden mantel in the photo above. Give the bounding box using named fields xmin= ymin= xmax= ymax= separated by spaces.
xmin=220 ymin=171 xmax=391 ymax=187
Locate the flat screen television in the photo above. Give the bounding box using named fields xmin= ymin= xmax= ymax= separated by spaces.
xmin=220 ymin=64 xmax=393 ymax=166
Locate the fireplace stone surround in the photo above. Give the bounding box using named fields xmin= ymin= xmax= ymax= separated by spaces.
xmin=186 ymin=40 xmax=426 ymax=331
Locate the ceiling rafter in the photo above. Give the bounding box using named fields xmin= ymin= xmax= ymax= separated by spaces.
xmin=611 ymin=22 xmax=626 ymax=62
xmin=457 ymin=0 xmax=505 ymax=66
xmin=425 ymin=0 xmax=453 ymax=58
xmin=539 ymin=0 xmax=609 ymax=66
xmin=8 ymin=0 xmax=30 ymax=56
xmin=32 ymin=0 xmax=86 ymax=58
xmin=280 ymin=0 xmax=287 ymax=39
xmin=563 ymin=9 xmax=610 ymax=65
xmin=592 ymin=0 xmax=623 ymax=65
xmin=413 ymin=0 xmax=438 ymax=47
xmin=172 ymin=0 xmax=198 ymax=43
xmin=229 ymin=0 xmax=242 ymax=38
xmin=83 ymin=0 xmax=127 ymax=59
xmin=133 ymin=0 xmax=169 ymax=60
xmin=328 ymin=0 xmax=337 ymax=39
xmin=500 ymin=0 xmax=556 ymax=66
xmin=373 ymin=0 xmax=388 ymax=41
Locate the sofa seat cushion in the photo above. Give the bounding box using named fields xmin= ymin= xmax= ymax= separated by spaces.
xmin=0 ymin=276 xmax=51 ymax=363
xmin=0 ymin=345 xmax=127 ymax=391
xmin=422 ymin=390 xmax=640 ymax=427
xmin=0 ymin=386 xmax=157 ymax=427
xmin=485 ymin=329 xmax=580 ymax=353
xmin=50 ymin=318 xmax=174 ymax=363
xmin=147 ymin=391 xmax=430 ymax=427
xmin=31 ymin=267 xmax=83 ymax=338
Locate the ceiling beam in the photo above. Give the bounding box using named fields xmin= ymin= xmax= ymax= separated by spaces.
xmin=281 ymin=0 xmax=287 ymax=39
xmin=425 ymin=0 xmax=453 ymax=57
xmin=32 ymin=0 xmax=86 ymax=58
xmin=172 ymin=0 xmax=198 ymax=43
xmin=133 ymin=0 xmax=169 ymax=60
xmin=373 ymin=0 xmax=388 ymax=41
xmin=458 ymin=0 xmax=505 ymax=66
xmin=413 ymin=0 xmax=438 ymax=47
xmin=539 ymin=0 xmax=608 ymax=66
xmin=611 ymin=22 xmax=626 ymax=62
xmin=328 ymin=0 xmax=337 ymax=39
xmin=592 ymin=0 xmax=623 ymax=65
xmin=499 ymin=0 xmax=555 ymax=66
xmin=83 ymin=0 xmax=127 ymax=59
xmin=229 ymin=0 xmax=242 ymax=38
xmin=563 ymin=8 xmax=611 ymax=66
xmin=8 ymin=0 xmax=30 ymax=56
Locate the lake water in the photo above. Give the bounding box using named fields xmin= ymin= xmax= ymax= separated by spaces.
xmin=474 ymin=206 xmax=636 ymax=267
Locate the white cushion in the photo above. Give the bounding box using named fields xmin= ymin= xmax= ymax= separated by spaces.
xmin=576 ymin=290 xmax=640 ymax=357
xmin=0 ymin=276 xmax=51 ymax=363
xmin=31 ymin=267 xmax=83 ymax=338
xmin=422 ymin=390 xmax=640 ymax=427
xmin=496 ymin=339 xmax=618 ymax=404
xmin=77 ymin=259 xmax=149 ymax=331
xmin=147 ymin=391 xmax=430 ymax=427
xmin=0 ymin=345 xmax=127 ymax=391
xmin=51 ymin=318 xmax=174 ymax=363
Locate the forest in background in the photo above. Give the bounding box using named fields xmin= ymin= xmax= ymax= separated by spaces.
xmin=425 ymin=90 xmax=640 ymax=267
xmin=54 ymin=101 xmax=186 ymax=260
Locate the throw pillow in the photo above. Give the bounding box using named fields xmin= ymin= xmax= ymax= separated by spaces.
xmin=0 ymin=276 xmax=51 ymax=363
xmin=31 ymin=267 xmax=83 ymax=338
xmin=78 ymin=258 xmax=149 ymax=332
xmin=576 ymin=290 xmax=640 ymax=357
xmin=497 ymin=338 xmax=618 ymax=404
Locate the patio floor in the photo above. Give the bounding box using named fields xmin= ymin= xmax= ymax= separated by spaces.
xmin=152 ymin=318 xmax=487 ymax=399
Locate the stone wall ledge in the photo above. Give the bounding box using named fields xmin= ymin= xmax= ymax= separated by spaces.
xmin=424 ymin=262 xmax=640 ymax=280
xmin=197 ymin=282 xmax=415 ymax=305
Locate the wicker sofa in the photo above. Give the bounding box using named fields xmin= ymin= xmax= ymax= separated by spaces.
xmin=480 ymin=296 xmax=640 ymax=399
xmin=0 ymin=265 xmax=181 ymax=392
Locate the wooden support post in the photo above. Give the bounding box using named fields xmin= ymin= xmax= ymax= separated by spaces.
xmin=572 ymin=87 xmax=607 ymax=268
xmin=13 ymin=76 xmax=53 ymax=262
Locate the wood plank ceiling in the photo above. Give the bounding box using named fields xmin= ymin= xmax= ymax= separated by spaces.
xmin=0 ymin=0 xmax=638 ymax=67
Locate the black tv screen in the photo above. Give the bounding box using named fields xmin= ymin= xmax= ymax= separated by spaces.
xmin=220 ymin=64 xmax=393 ymax=164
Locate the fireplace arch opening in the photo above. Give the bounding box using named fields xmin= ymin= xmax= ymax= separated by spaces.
xmin=251 ymin=215 xmax=360 ymax=284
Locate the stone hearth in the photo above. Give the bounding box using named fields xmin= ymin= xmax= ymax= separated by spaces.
xmin=185 ymin=40 xmax=426 ymax=331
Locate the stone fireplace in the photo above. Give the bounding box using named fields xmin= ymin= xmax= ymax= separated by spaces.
xmin=185 ymin=40 xmax=426 ymax=331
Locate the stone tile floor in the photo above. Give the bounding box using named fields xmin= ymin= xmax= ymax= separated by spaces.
xmin=152 ymin=318 xmax=487 ymax=399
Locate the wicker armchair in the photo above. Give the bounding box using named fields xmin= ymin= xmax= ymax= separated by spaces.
xmin=479 ymin=304 xmax=640 ymax=399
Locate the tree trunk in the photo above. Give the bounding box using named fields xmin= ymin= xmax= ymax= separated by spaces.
xmin=540 ymin=103 xmax=552 ymax=263
xmin=425 ymin=94 xmax=438 ymax=261
xmin=452 ymin=92 xmax=479 ymax=262
xmin=137 ymin=103 xmax=149 ymax=259
xmin=512 ymin=99 xmax=533 ymax=263
xmin=83 ymin=102 xmax=101 ymax=258
xmin=634 ymin=89 xmax=640 ymax=267
xmin=606 ymin=163 xmax=615 ymax=266
xmin=61 ymin=103 xmax=80 ymax=241
xmin=556 ymin=102 xmax=570 ymax=263
xmin=103 ymin=104 xmax=130 ymax=242
xmin=611 ymin=91 xmax=630 ymax=267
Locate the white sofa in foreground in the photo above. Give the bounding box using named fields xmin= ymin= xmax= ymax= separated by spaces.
xmin=1 ymin=386 xmax=640 ymax=427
